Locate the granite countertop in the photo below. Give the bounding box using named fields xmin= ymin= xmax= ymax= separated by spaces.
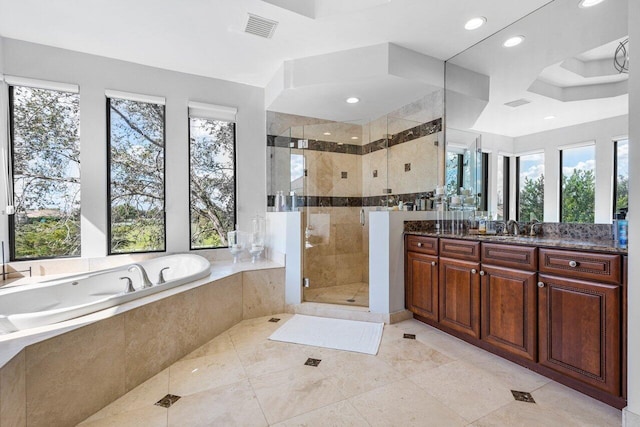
xmin=405 ymin=231 xmax=627 ymax=254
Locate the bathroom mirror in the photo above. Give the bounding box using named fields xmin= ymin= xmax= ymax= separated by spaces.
xmin=445 ymin=0 xmax=629 ymax=223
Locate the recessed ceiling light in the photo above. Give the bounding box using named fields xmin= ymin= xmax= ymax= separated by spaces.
xmin=323 ymin=132 xmax=331 ymax=135
xmin=503 ymin=36 xmax=525 ymax=47
xmin=465 ymin=17 xmax=486 ymax=30
xmin=544 ymin=115 xmax=556 ymax=120
xmin=346 ymin=97 xmax=360 ymax=104
xmin=351 ymin=136 xmax=359 ymax=140
xmin=578 ymin=0 xmax=605 ymax=8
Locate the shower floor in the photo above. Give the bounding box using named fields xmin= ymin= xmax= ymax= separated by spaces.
xmin=303 ymin=282 xmax=369 ymax=307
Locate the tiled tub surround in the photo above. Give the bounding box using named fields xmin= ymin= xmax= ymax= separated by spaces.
xmin=0 ymin=261 xmax=285 ymax=427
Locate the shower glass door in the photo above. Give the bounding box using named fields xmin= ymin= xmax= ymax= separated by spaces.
xmin=300 ymin=121 xmax=370 ymax=307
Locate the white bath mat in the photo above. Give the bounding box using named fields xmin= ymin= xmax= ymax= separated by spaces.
xmin=268 ymin=314 xmax=384 ymax=355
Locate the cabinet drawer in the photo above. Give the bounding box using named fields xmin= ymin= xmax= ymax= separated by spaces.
xmin=539 ymin=248 xmax=621 ymax=284
xmin=440 ymin=239 xmax=480 ymax=261
xmin=481 ymin=243 xmax=537 ymax=271
xmin=406 ymin=235 xmax=438 ymax=255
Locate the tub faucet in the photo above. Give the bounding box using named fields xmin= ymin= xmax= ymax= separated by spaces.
xmin=128 ymin=264 xmax=153 ymax=288
xmin=157 ymin=267 xmax=170 ymax=285
xmin=120 ymin=276 xmax=136 ymax=293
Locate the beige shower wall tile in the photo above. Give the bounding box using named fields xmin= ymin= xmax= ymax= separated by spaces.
xmin=243 ymin=268 xmax=285 ymax=319
xmin=362 ymin=149 xmax=388 ymax=197
xmin=368 ymin=115 xmax=388 ymax=142
xmin=336 ymin=223 xmax=363 ymax=255
xmin=305 ymin=254 xmax=337 ymax=288
xmin=0 ymin=350 xmax=26 ymax=427
xmin=331 ymin=153 xmax=362 ymax=197
xmin=336 ymin=266 xmax=363 ymax=286
xmin=329 ymin=207 xmax=362 ymax=225
xmin=387 ymin=135 xmax=439 ymax=195
xmin=305 ymin=151 xmax=334 ymax=196
xmin=25 ymin=316 xmax=126 ymax=427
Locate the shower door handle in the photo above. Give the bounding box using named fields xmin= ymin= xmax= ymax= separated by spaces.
xmin=360 ymin=209 xmax=365 ymax=226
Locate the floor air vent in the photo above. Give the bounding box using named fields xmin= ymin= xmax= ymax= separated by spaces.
xmin=245 ymin=13 xmax=278 ymax=38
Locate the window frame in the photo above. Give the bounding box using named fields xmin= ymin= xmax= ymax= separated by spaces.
xmin=497 ymin=154 xmax=510 ymax=220
xmin=187 ymin=115 xmax=237 ymax=250
xmin=106 ymin=96 xmax=167 ymax=255
xmin=613 ymin=138 xmax=629 ymax=218
xmin=558 ymin=142 xmax=596 ymax=223
xmin=515 ymin=152 xmax=544 ymax=222
xmin=8 ymin=84 xmax=82 ymax=261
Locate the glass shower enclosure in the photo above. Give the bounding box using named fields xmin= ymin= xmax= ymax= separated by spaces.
xmin=267 ymin=112 xmax=443 ymax=308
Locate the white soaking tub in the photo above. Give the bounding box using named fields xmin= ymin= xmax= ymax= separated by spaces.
xmin=0 ymin=254 xmax=211 ymax=333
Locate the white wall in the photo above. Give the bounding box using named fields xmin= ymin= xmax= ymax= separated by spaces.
xmin=625 ymin=0 xmax=640 ymax=424
xmin=0 ymin=38 xmax=265 ymax=258
xmin=513 ymin=115 xmax=628 ymax=223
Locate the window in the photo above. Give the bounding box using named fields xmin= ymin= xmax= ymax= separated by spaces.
xmin=516 ymin=153 xmax=544 ymax=221
xmin=614 ymin=139 xmax=628 ymax=216
xmin=9 ymin=85 xmax=80 ymax=260
xmin=188 ymin=103 xmax=237 ymax=249
xmin=478 ymin=152 xmax=489 ymax=211
xmin=107 ymin=95 xmax=165 ymax=254
xmin=560 ymin=144 xmax=595 ymax=223
xmin=497 ymin=155 xmax=510 ymax=220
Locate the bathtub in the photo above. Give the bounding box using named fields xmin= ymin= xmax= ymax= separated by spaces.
xmin=0 ymin=254 xmax=211 ymax=333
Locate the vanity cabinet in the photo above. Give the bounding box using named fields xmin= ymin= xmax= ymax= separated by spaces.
xmin=538 ymin=248 xmax=622 ymax=396
xmin=480 ymin=243 xmax=538 ymax=361
xmin=404 ymin=235 xmax=627 ymax=408
xmin=438 ymin=239 xmax=481 ymax=339
xmin=439 ymin=257 xmax=481 ymax=338
xmin=480 ymin=265 xmax=537 ymax=361
xmin=405 ymin=236 xmax=439 ymax=322
xmin=406 ymin=251 xmax=439 ymax=321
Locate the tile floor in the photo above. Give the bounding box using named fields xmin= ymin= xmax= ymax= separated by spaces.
xmin=79 ymin=313 xmax=622 ymax=426
xmin=303 ymin=282 xmax=369 ymax=307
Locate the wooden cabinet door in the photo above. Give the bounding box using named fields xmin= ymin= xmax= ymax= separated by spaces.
xmin=481 ymin=265 xmax=537 ymax=361
xmin=439 ymin=257 xmax=480 ymax=338
xmin=538 ymin=274 xmax=621 ymax=395
xmin=406 ymin=252 xmax=439 ymax=321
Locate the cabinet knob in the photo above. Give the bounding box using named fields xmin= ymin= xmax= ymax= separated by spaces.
xmin=417 ymin=242 xmax=423 ymax=248
xmin=538 ymin=282 xmax=545 ymax=288
xmin=471 ymin=269 xmax=477 ymax=274
xmin=568 ymin=260 xmax=578 ymax=268
xmin=479 ymin=271 xmax=485 ymax=276
xmin=431 ymin=261 xmax=437 ymax=266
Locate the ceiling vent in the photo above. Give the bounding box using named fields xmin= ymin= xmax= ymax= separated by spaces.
xmin=504 ymin=98 xmax=531 ymax=108
xmin=245 ymin=13 xmax=278 ymax=39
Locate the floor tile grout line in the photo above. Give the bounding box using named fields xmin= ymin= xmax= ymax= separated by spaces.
xmin=405 ymin=364 xmax=516 ymax=425
xmin=404 ymin=374 xmax=474 ymax=424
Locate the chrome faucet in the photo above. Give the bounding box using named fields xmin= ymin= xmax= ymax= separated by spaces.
xmin=128 ymin=264 xmax=153 ymax=288
xmin=120 ymin=276 xmax=136 ymax=293
xmin=506 ymin=220 xmax=521 ymax=236
xmin=157 ymin=267 xmax=170 ymax=285
xmin=530 ymin=220 xmax=543 ymax=236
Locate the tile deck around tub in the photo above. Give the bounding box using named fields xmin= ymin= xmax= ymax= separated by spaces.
xmin=78 ymin=314 xmax=622 ymax=427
